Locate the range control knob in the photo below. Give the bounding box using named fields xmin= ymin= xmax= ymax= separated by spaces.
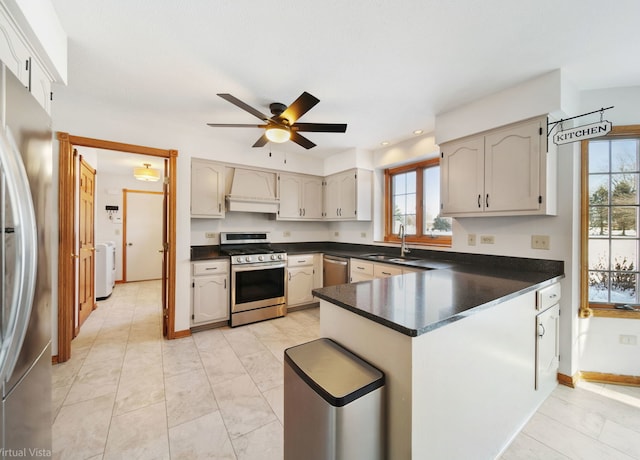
xmin=245 ymin=256 xmax=251 ymax=263
xmin=258 ymin=255 xmax=264 ymax=261
xmin=271 ymin=254 xmax=277 ymax=260
xmin=277 ymin=254 xmax=283 ymax=260
xmin=236 ymin=257 xmax=242 ymax=263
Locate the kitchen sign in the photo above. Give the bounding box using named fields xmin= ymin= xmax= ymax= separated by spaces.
xmin=553 ymin=120 xmax=612 ymax=145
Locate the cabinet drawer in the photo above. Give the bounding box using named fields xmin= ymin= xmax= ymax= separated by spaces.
xmin=374 ymin=264 xmax=403 ymax=278
xmin=351 ymin=260 xmax=374 ymax=276
xmin=536 ymin=283 xmax=561 ymax=311
xmin=193 ymin=260 xmax=228 ymax=276
xmin=288 ymin=254 xmax=314 ymax=267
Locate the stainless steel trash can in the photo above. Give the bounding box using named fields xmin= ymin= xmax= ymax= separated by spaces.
xmin=284 ymin=338 xmax=385 ymax=460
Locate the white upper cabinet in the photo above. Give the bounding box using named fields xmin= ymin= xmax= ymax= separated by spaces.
xmin=191 ymin=159 xmax=225 ymax=218
xmin=323 ymin=168 xmax=372 ymax=221
xmin=0 ymin=7 xmax=58 ymax=115
xmin=440 ymin=115 xmax=556 ymax=217
xmin=278 ymin=173 xmax=323 ymax=220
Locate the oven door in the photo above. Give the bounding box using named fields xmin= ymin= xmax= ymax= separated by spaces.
xmin=231 ymin=262 xmax=287 ymax=313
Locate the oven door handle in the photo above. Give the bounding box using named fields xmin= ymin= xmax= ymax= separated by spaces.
xmin=232 ymin=262 xmax=287 ymax=272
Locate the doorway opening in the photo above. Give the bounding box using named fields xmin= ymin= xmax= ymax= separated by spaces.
xmin=56 ymin=133 xmax=178 ymax=363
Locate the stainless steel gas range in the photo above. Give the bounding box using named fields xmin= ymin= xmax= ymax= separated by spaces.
xmin=220 ymin=232 xmax=287 ymax=327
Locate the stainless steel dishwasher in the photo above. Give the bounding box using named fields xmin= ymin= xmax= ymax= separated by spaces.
xmin=323 ymin=255 xmax=349 ymax=286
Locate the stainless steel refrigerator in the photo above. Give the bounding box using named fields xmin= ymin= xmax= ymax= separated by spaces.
xmin=0 ymin=63 xmax=52 ymax=457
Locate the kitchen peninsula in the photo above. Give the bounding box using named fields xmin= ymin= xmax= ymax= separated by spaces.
xmin=313 ymin=256 xmax=563 ymax=460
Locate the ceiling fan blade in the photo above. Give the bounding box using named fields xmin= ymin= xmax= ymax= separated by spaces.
xmin=292 ymin=122 xmax=347 ymax=133
xmin=252 ymin=133 xmax=269 ymax=148
xmin=279 ymin=92 xmax=320 ymax=124
xmin=207 ymin=123 xmax=267 ymax=128
xmin=217 ymin=93 xmax=270 ymax=121
xmin=290 ymin=131 xmax=317 ymax=149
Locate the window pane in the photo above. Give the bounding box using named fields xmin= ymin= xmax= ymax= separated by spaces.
xmin=588 ymin=206 xmax=609 ymax=236
xmin=588 ymin=239 xmax=609 ymax=271
xmin=405 ymin=171 xmax=416 ymax=193
xmin=423 ymin=166 xmax=452 ymax=235
xmin=588 ymin=175 xmax=609 ymax=205
xmin=611 ymin=206 xmax=637 ymax=236
xmin=611 ymin=174 xmax=637 ymax=205
xmin=611 ymin=139 xmax=638 ymax=173
xmin=610 ymin=272 xmax=637 ymax=304
xmin=589 ymin=141 xmax=609 ymax=173
xmin=393 ymin=174 xmax=406 ymax=195
xmin=588 ymin=270 xmax=610 ymax=302
xmin=611 ymin=240 xmax=637 ymax=266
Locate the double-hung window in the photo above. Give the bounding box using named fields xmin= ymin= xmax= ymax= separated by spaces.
xmin=384 ymin=158 xmax=452 ymax=246
xmin=582 ymin=125 xmax=640 ymax=317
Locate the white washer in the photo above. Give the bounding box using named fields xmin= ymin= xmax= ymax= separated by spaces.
xmin=95 ymin=241 xmax=116 ymax=299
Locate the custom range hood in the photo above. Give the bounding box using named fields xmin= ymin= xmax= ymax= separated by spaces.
xmin=226 ymin=168 xmax=279 ymax=213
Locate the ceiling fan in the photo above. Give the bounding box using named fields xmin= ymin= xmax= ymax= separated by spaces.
xmin=207 ymin=91 xmax=347 ymax=149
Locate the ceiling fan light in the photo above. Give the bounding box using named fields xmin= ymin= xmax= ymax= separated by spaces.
xmin=265 ymin=126 xmax=291 ymax=143
xmin=133 ymin=163 xmax=161 ymax=182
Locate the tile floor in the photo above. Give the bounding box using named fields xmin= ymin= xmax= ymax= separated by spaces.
xmin=52 ymin=281 xmax=640 ymax=459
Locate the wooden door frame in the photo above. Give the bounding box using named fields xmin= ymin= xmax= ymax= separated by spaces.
xmin=56 ymin=133 xmax=178 ymax=363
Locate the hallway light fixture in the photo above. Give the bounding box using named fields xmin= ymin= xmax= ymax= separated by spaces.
xmin=133 ymin=163 xmax=160 ymax=182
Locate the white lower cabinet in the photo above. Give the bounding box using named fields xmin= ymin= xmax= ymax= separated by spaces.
xmin=287 ymin=254 xmax=320 ymax=308
xmin=350 ymin=259 xmax=374 ymax=282
xmin=191 ymin=260 xmax=229 ymax=326
xmin=535 ymin=290 xmax=560 ymax=391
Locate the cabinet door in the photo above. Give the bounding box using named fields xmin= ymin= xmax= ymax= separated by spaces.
xmin=337 ymin=171 xmax=357 ymax=219
xmin=278 ymin=173 xmax=303 ymax=219
xmin=0 ymin=10 xmax=30 ymax=87
xmin=288 ymin=267 xmax=315 ymax=306
xmin=440 ymin=137 xmax=485 ymax=215
xmin=324 ymin=174 xmax=340 ymax=218
xmin=192 ymin=274 xmax=229 ymax=324
xmin=301 ymin=176 xmax=323 ymax=219
xmin=485 ymin=118 xmax=542 ymax=212
xmin=191 ymin=160 xmax=225 ymax=218
xmin=535 ymin=304 xmax=559 ymax=390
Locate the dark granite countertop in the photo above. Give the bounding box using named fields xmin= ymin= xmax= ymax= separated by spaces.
xmin=312 ymin=266 xmax=563 ymax=337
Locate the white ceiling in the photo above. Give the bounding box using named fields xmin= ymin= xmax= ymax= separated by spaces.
xmin=52 ymin=0 xmax=640 ymax=171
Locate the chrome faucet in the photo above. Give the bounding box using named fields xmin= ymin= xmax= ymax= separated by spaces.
xmin=399 ymin=224 xmax=410 ymax=257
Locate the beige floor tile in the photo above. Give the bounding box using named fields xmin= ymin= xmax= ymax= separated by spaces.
xmin=500 ymin=432 xmax=570 ymax=459
xmin=64 ymin=357 xmax=122 ymax=406
xmin=212 ymin=374 xmax=277 ymax=439
xmin=538 ymin=393 xmax=605 ymax=438
xmin=239 ymin=349 xmax=283 ymax=392
xmin=262 ymin=385 xmax=284 ymax=424
xmin=199 ymin=344 xmax=248 ymax=386
xmin=168 ymin=411 xmax=236 ymax=460
xmin=231 ymin=420 xmax=283 ymax=460
xmin=222 ymin=327 xmax=268 ymax=358
xmin=162 ymin=337 xmax=204 ymax=378
xmin=113 ymin=362 xmax=165 ymax=416
xmin=599 ymin=419 xmax=640 ymax=458
xmin=165 ymin=367 xmax=218 ymax=428
xmin=103 ymin=401 xmax=170 ymax=460
xmin=52 ymin=393 xmax=114 ymax=460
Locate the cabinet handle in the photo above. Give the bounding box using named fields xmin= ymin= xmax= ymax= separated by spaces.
xmin=224 ymin=279 xmax=226 ymax=289
xmin=357 ymin=266 xmax=365 ymax=270
xmin=477 ymin=194 xmax=481 ymax=208
xmin=288 ymin=272 xmax=292 ymax=280
xmin=219 ymin=203 xmax=222 ymax=212
xmin=299 ymin=208 xmax=302 ymax=216
xmin=538 ymin=323 xmax=546 ymax=338
xmin=336 ymin=208 xmax=339 ymax=216
xmin=485 ymin=194 xmax=489 ymax=208
xmin=205 ymin=267 xmax=218 ymax=271
xmin=303 ymin=208 xmax=305 ymax=216
xmin=382 ymin=271 xmax=391 ymax=275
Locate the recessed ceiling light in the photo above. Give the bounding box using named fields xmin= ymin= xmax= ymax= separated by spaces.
xmin=381 ymin=141 xmax=390 ymax=146
xmin=413 ymin=129 xmax=424 ymax=135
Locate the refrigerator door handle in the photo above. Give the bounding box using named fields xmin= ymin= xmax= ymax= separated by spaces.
xmin=0 ymin=126 xmax=38 ymax=383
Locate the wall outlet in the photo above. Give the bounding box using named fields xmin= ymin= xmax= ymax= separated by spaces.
xmin=204 ymin=232 xmax=217 ymax=239
xmin=334 ymin=231 xmax=340 ymax=237
xmin=467 ymin=234 xmax=476 ymax=246
xmin=360 ymin=232 xmax=367 ymax=238
xmin=283 ymin=231 xmax=291 ymax=237
xmin=480 ymin=235 xmax=495 ymax=244
xmin=531 ymin=235 xmax=550 ymax=250
xmin=619 ymin=334 xmax=638 ymax=346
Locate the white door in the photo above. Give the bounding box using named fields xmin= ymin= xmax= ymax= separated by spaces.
xmin=124 ymin=190 xmax=163 ymax=282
